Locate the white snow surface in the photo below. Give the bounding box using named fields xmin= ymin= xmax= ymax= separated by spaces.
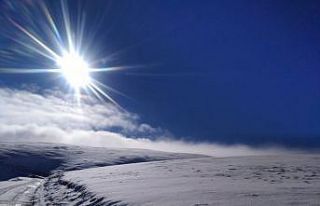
xmin=0 ymin=142 xmax=203 ymax=205
xmin=61 ymin=154 xmax=320 ymax=206
xmin=0 ymin=177 xmax=43 ymax=205
xmin=0 ymin=142 xmax=319 ymax=205
xmin=0 ymin=142 xmax=203 ymax=180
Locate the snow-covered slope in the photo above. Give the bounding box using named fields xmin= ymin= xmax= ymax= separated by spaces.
xmin=55 ymin=154 xmax=320 ymax=206
xmin=0 ymin=142 xmax=205 ymax=205
xmin=0 ymin=177 xmax=43 ymax=205
xmin=0 ymin=142 xmax=204 ymax=181
xmin=0 ymin=142 xmax=319 ymax=205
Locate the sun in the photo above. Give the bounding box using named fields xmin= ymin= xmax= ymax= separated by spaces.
xmin=56 ymin=51 xmax=91 ymax=89
xmin=0 ymin=1 xmax=128 ymax=108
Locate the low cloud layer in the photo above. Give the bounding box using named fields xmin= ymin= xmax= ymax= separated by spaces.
xmin=0 ymin=87 xmax=291 ymax=156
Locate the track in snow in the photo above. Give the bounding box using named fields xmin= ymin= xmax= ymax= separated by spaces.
xmin=0 ymin=177 xmax=43 ymax=205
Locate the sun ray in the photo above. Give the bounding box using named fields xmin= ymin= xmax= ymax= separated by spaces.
xmin=87 ymin=84 xmax=105 ymax=102
xmin=9 ymin=19 xmax=60 ymax=60
xmin=89 ymin=82 xmax=124 ymax=110
xmin=40 ymin=1 xmax=64 ymax=52
xmin=0 ymin=68 xmax=60 ymax=74
xmin=92 ymin=79 xmax=132 ymax=100
xmin=89 ymin=65 xmax=142 ymax=72
xmin=75 ymin=87 xmax=82 ymax=107
xmin=75 ymin=7 xmax=86 ymax=54
xmin=61 ymin=0 xmax=74 ymax=52
xmin=9 ymin=38 xmax=57 ymax=61
xmin=0 ymin=0 xmax=134 ymax=108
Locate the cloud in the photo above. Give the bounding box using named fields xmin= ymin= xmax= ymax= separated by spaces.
xmin=0 ymin=87 xmax=291 ymax=157
xmin=0 ymin=87 xmax=160 ymax=135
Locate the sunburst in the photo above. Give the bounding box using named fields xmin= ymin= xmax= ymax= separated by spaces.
xmin=0 ymin=0 xmax=129 ymax=108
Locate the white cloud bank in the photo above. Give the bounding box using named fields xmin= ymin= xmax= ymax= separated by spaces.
xmin=0 ymin=87 xmax=291 ymax=157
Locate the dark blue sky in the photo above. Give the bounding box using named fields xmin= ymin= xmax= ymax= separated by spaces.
xmin=1 ymin=0 xmax=320 ymax=148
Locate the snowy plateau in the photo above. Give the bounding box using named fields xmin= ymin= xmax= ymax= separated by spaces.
xmin=0 ymin=142 xmax=319 ymax=205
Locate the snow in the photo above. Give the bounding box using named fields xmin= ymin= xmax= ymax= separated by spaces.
xmin=0 ymin=142 xmax=204 ymax=205
xmin=60 ymin=155 xmax=320 ymax=206
xmin=0 ymin=177 xmax=43 ymax=205
xmin=0 ymin=142 xmax=319 ymax=205
xmin=0 ymin=142 xmax=204 ymax=181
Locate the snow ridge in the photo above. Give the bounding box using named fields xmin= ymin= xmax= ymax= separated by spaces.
xmin=0 ymin=142 xmax=205 ymax=205
xmin=42 ymin=172 xmax=124 ymax=206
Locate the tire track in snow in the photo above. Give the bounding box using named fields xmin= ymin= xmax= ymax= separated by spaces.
xmin=0 ymin=178 xmax=42 ymax=205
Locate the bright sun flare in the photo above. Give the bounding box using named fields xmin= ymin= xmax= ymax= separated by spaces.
xmin=0 ymin=1 xmax=129 ymax=108
xmin=57 ymin=52 xmax=91 ymax=89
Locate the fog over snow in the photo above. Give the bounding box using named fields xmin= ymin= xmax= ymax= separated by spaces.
xmin=0 ymin=87 xmax=289 ymax=157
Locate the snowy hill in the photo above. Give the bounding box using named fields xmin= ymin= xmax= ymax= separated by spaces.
xmin=0 ymin=142 xmax=319 ymax=205
xmin=51 ymin=154 xmax=320 ymax=206
xmin=0 ymin=142 xmax=204 ymax=181
xmin=0 ymin=142 xmax=204 ymax=205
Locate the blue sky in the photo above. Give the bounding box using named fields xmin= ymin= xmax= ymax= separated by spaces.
xmin=1 ymin=0 xmax=320 ymax=148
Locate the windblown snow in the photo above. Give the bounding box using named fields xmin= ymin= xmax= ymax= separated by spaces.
xmin=0 ymin=142 xmax=319 ymax=205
